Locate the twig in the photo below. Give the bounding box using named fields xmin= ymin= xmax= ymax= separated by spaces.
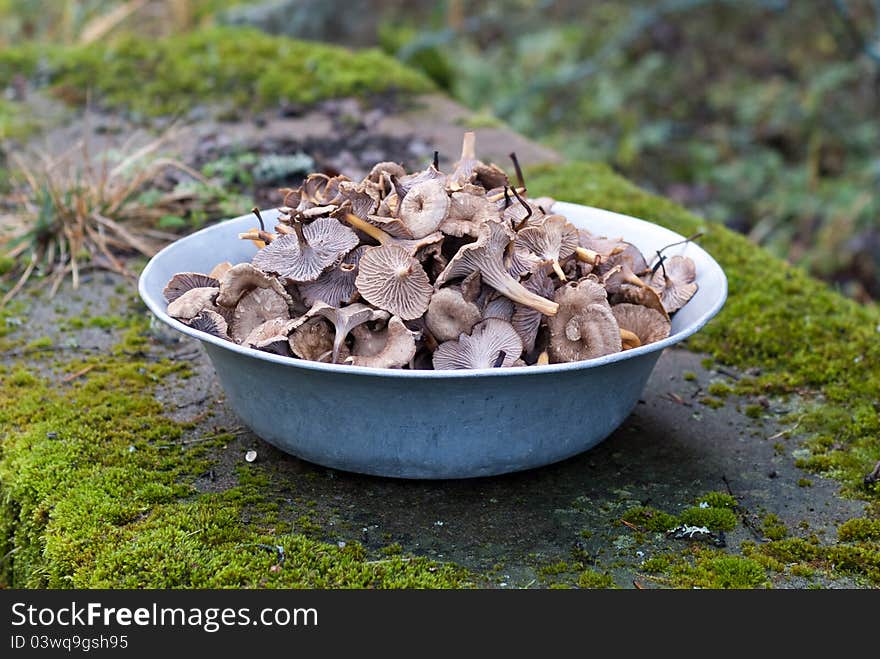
xmin=767 ymin=423 xmax=799 ymax=441
xmin=864 ymin=460 xmax=880 ymax=486
xmin=61 ymin=364 xmax=95 ymax=383
xmin=722 ymin=474 xmax=764 ymax=541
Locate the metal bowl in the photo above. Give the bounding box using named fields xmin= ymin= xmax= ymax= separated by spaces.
xmin=139 ymin=202 xmax=727 ymax=479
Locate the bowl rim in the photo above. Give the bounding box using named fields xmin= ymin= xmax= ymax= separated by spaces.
xmin=138 ymin=202 xmax=727 ymax=379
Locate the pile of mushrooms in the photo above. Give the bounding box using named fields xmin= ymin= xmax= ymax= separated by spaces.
xmin=163 ymin=133 xmax=699 ymax=370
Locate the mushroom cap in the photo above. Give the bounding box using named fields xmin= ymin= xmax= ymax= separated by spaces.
xmin=308 ymin=301 xmax=390 ymax=364
xmin=482 ymin=293 xmax=514 ymax=321
xmin=611 ymin=303 xmax=671 ymax=347
xmin=433 ymin=318 xmax=523 ymax=370
xmin=288 ymin=316 xmax=349 ymax=363
xmin=298 ymin=245 xmax=366 ymax=307
xmin=439 ymin=191 xmax=499 ymax=238
xmin=208 ymin=261 xmax=234 ymax=281
xmin=511 ymin=270 xmax=556 ymax=353
xmin=167 ymin=286 xmax=219 ymax=320
xmin=349 ymin=316 xmax=418 ymax=369
xmin=365 ymin=161 xmax=406 ymax=185
xmin=397 ymin=162 xmax=445 ymax=198
xmin=188 ymin=309 xmax=229 ymax=340
xmin=425 ymin=287 xmax=482 ymax=342
xmin=514 ymin=215 xmax=578 ymax=265
xmin=435 ymin=221 xmax=559 ymax=316
xmin=302 ymin=173 xmax=346 ymax=205
xmin=243 ymin=317 xmax=300 ymax=355
xmin=650 ymin=255 xmax=698 ymax=313
xmin=547 ymin=280 xmax=621 ymax=363
xmin=472 ymin=162 xmax=510 ymax=190
xmin=609 ymin=282 xmax=669 ymax=320
xmin=355 ymin=244 xmax=433 ymax=320
xmin=448 ymin=131 xmax=479 ymax=189
xmin=231 ymin=287 xmax=290 ymax=344
xmin=252 ymin=217 xmax=358 ymax=283
xmin=163 ymin=272 xmax=218 ymax=303
xmin=398 ymin=178 xmax=450 ymax=239
xmin=338 ymin=180 xmax=380 ymax=218
xmin=216 ymin=262 xmax=290 ymax=308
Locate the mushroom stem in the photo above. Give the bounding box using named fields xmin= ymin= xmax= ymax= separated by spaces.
xmin=460 ymin=131 xmax=476 ymax=161
xmin=551 ymin=260 xmax=567 ymax=281
xmin=487 ymin=187 xmax=526 ymax=203
xmin=484 ymin=266 xmax=559 ymax=316
xmin=503 ymin=186 xmax=511 ymax=208
xmin=575 ymin=247 xmax=600 ymax=264
xmin=275 ymin=224 xmax=294 ymax=235
xmin=508 ymin=152 xmax=525 ymax=189
xmin=620 ymin=328 xmax=642 ymax=349
xmin=492 ymin=351 xmax=507 ymax=368
xmin=343 ymin=212 xmax=392 ymax=245
xmin=433 ymin=150 xmax=439 ymax=169
xmin=252 ymin=207 xmax=265 ymax=232
xmin=238 ymin=229 xmax=274 ymax=247
xmin=510 ymin=186 xmax=532 ymax=230
xmin=536 ymin=351 xmax=549 ymax=365
xmin=292 ymin=219 xmax=307 ymax=247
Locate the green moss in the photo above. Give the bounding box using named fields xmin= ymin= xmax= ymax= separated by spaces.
xmin=1 ymin=27 xmax=433 ymax=117
xmin=700 ymin=396 xmax=725 ymax=409
xmin=744 ymin=405 xmax=764 ymax=419
xmin=707 ymin=382 xmax=733 ymax=397
xmin=0 ymin=332 xmax=469 ymax=588
xmin=640 ymin=556 xmax=671 ymax=573
xmin=667 ymin=550 xmax=768 ymax=589
xmin=679 ymin=506 xmax=738 ymax=531
xmin=682 ymin=371 xmax=697 ymax=381
xmin=797 ymin=478 xmax=813 ymax=488
xmin=621 ymin=506 xmax=678 ymax=533
xmin=697 ymin=492 xmax=737 ymax=509
xmin=577 ymin=569 xmax=617 ymax=589
xmin=529 ymin=161 xmax=880 ymax=496
xmin=761 ymin=514 xmax=789 ymax=541
xmin=838 ymin=518 xmax=880 ymax=542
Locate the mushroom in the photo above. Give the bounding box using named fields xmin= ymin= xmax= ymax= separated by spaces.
xmin=425 ymin=287 xmax=482 ymax=342
xmin=511 ymin=269 xmax=556 ymax=353
xmin=514 ymin=215 xmax=579 ymax=280
xmin=650 ymin=255 xmax=698 ymax=313
xmin=188 ymin=309 xmax=229 ymax=340
xmin=208 ymin=261 xmax=234 ymax=280
xmin=481 ymin=293 xmax=514 ymax=321
xmin=302 ymin=173 xmax=346 ymax=206
xmin=243 ymin=317 xmax=301 ymax=355
xmin=348 ymin=316 xmax=418 ymax=369
xmin=435 ymin=221 xmax=559 ymax=316
xmin=355 ymin=244 xmax=434 ymax=320
xmin=167 ymin=286 xmax=219 ymax=320
xmin=163 ymin=272 xmax=218 ymax=303
xmin=366 ymin=161 xmax=406 ymax=184
xmin=288 ymin=317 xmax=349 ymax=363
xmin=547 ymin=279 xmax=621 ymax=363
xmin=307 ymin=301 xmax=390 ymax=364
xmin=472 ymin=162 xmax=510 ymax=190
xmin=397 ymin=178 xmax=450 ymax=239
xmin=448 ymin=131 xmax=479 ymax=190
xmin=252 ymin=217 xmax=358 ymax=283
xmin=216 ymin=263 xmax=291 ymax=308
xmin=298 ymin=245 xmax=366 ymax=307
xmin=433 ymin=318 xmax=523 ymax=369
xmin=439 ymin=191 xmax=499 ymax=238
xmin=231 ymin=288 xmax=290 ymax=345
xmin=611 ymin=303 xmax=671 ymax=349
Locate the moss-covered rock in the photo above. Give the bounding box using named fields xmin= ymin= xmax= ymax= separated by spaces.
xmin=0 ymin=27 xmax=434 ymax=117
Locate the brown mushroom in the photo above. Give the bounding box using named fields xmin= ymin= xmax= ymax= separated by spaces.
xmin=299 ymin=245 xmax=366 ymax=307
xmin=231 ymin=288 xmax=290 ymax=345
xmin=472 ymin=162 xmax=510 ymax=190
xmin=433 ymin=318 xmax=523 ymax=369
xmin=167 ymin=286 xmax=219 ymax=320
xmin=163 ymin=272 xmax=218 ymax=303
xmin=348 ymin=316 xmax=418 ymax=369
xmin=307 ymin=301 xmax=390 ymax=364
xmin=547 ymin=279 xmax=621 ymax=363
xmin=611 ymin=303 xmax=671 ymax=349
xmin=287 ymin=317 xmax=346 ymax=363
xmin=397 ymin=178 xmax=450 ymax=239
xmin=448 ymin=131 xmax=478 ymax=190
xmin=650 ymin=255 xmax=698 ymax=313
xmin=243 ymin=317 xmax=301 ymax=355
xmin=208 ymin=261 xmax=233 ymax=280
xmin=355 ymin=244 xmax=434 ymax=320
xmin=188 ymin=309 xmax=229 ymax=340
xmin=252 ymin=217 xmax=358 ymax=283
xmin=481 ymin=293 xmax=514 ymax=321
xmin=435 ymin=221 xmax=559 ymax=316
xmin=425 ymin=287 xmax=482 ymax=342
xmin=439 ymin=191 xmax=499 ymax=238
xmin=511 ymin=269 xmax=556 ymax=353
xmin=216 ymin=263 xmax=291 ymax=308
xmin=514 ymin=215 xmax=579 ymax=280
xmin=366 ymin=161 xmax=406 ymax=184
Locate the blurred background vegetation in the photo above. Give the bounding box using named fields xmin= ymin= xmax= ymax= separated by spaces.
xmin=1 ymin=0 xmax=878 ymax=302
